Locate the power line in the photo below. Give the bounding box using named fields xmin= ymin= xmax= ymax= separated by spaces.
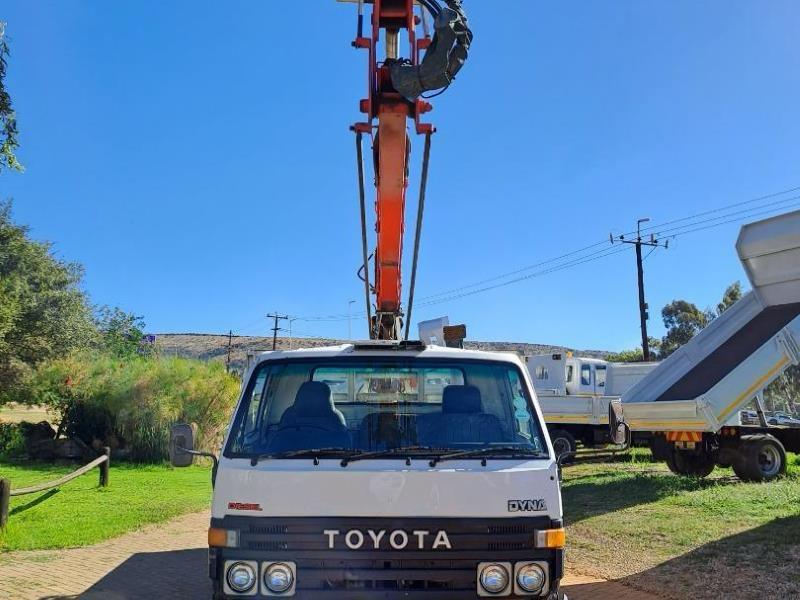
xmin=648 ymin=194 xmax=800 ymax=240
xmin=418 ymin=186 xmax=800 ymax=303
xmin=637 ymin=185 xmax=800 ymax=237
xmin=417 ymin=246 xmax=633 ymax=308
xmin=660 ymin=200 xmax=800 ymax=238
xmin=261 ymin=185 xmax=800 ymax=322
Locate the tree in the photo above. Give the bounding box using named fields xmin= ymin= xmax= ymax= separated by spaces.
xmin=659 ymin=281 xmax=744 ymax=358
xmin=716 ymin=281 xmax=742 ymax=316
xmin=0 ymin=22 xmax=22 ymax=173
xmin=96 ymin=306 xmax=152 ymax=358
xmin=766 ymin=366 xmax=800 ymax=415
xmin=606 ymin=338 xmax=662 ymax=362
xmin=660 ymin=300 xmax=710 ymax=357
xmin=0 ymin=201 xmax=95 ymax=398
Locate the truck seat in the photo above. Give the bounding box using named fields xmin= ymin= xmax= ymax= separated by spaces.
xmin=417 ymin=385 xmax=505 ymax=446
xmin=268 ymin=381 xmax=351 ymax=451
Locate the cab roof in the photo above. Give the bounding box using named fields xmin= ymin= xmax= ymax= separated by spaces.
xmin=253 ymin=342 xmax=523 ymax=365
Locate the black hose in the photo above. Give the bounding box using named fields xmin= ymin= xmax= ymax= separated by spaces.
xmin=419 ymin=0 xmax=442 ymax=17
xmin=389 ymin=0 xmax=472 ymax=101
xmin=355 ymin=132 xmax=374 ymax=338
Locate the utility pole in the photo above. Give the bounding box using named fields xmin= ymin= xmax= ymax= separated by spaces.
xmin=611 ymin=218 xmax=669 ymax=361
xmin=347 ymin=300 xmax=356 ymax=340
xmin=226 ymin=329 xmax=233 ymax=373
xmin=267 ymin=313 xmax=289 ymax=351
xmin=288 ymin=317 xmax=299 ymax=350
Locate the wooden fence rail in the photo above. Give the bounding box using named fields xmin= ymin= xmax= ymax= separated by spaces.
xmin=0 ymin=447 xmax=110 ymax=529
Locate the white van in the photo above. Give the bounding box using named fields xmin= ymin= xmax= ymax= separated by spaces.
xmin=172 ymin=342 xmax=566 ymax=599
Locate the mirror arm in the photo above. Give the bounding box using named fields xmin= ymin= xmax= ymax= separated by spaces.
xmin=556 ymin=451 xmax=576 ymax=467
xmin=177 ymin=446 xmax=219 ymax=486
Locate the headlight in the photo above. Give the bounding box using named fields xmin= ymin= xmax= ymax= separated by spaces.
xmin=479 ymin=563 xmax=509 ymax=594
xmin=264 ymin=562 xmax=294 ymax=593
xmin=226 ymin=561 xmax=256 ymax=593
xmin=516 ymin=563 xmax=545 ymax=593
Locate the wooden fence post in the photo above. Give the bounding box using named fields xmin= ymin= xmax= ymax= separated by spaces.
xmin=99 ymin=447 xmax=110 ymax=487
xmin=0 ymin=478 xmax=10 ymax=529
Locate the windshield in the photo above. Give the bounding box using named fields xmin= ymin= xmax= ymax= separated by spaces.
xmin=224 ymin=358 xmax=547 ymax=459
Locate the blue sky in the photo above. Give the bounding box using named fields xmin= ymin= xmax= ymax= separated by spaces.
xmin=2 ymin=1 xmax=799 ymax=350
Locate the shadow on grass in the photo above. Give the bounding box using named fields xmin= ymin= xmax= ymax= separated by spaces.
xmin=621 ymin=516 xmax=800 ymax=599
xmin=9 ymin=489 xmax=59 ymax=516
xmin=39 ymin=548 xmax=208 ymax=600
xmin=562 ymin=471 xmax=739 ymax=524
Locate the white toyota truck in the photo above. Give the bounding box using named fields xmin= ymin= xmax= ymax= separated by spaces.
xmin=171 ymin=341 xmax=566 ymax=599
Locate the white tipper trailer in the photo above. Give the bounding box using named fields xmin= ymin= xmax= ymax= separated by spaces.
xmin=170 ymin=342 xmax=567 ymax=599
xmin=527 ymin=355 xmax=658 ymax=458
xmin=613 ymin=209 xmax=800 ymax=481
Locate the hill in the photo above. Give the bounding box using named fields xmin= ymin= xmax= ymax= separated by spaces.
xmin=155 ymin=333 xmax=608 ymax=373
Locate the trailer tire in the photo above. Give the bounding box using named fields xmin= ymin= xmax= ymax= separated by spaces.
xmin=732 ymin=434 xmax=786 ymax=482
xmin=550 ymin=429 xmax=577 ymax=463
xmin=665 ymin=449 xmax=715 ymax=478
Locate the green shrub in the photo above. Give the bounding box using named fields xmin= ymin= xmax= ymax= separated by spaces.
xmin=14 ymin=352 xmax=240 ymax=462
xmin=0 ymin=422 xmax=26 ymax=458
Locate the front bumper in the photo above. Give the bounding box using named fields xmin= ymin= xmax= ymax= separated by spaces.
xmin=209 ymin=516 xmax=564 ymax=599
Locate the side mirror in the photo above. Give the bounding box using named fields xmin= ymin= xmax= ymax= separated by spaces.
xmin=608 ymin=401 xmax=629 ymax=446
xmin=170 ymin=423 xmax=195 ymax=468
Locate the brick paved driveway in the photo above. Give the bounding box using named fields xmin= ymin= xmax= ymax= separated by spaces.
xmin=0 ymin=511 xmax=662 ymax=600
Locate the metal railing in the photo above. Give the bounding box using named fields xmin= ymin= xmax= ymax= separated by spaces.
xmin=0 ymin=447 xmax=110 ymax=529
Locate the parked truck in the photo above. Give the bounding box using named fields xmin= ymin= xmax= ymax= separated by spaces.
xmin=613 ymin=209 xmax=800 ymax=481
xmin=527 ymin=353 xmax=658 ymax=457
xmin=171 ymin=342 xmax=567 ymax=599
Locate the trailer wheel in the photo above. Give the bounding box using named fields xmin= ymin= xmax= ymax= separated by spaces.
xmin=550 ymin=429 xmax=577 ymax=463
xmin=665 ymin=448 xmax=715 ymax=478
xmin=732 ymin=434 xmax=786 ymax=482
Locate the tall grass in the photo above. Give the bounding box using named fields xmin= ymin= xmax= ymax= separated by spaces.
xmin=17 ymin=352 xmax=241 ymax=461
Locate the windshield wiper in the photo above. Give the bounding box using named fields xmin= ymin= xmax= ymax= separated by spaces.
xmin=341 ymin=445 xmax=447 ymax=466
xmin=250 ymin=447 xmax=355 ymax=466
xmin=429 ymin=446 xmax=547 ymax=467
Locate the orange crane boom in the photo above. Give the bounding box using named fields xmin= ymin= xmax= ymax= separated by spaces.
xmin=349 ymin=0 xmax=471 ymax=340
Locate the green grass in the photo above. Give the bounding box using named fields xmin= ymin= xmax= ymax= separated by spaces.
xmin=562 ymin=448 xmax=800 ymax=598
xmin=0 ymin=461 xmax=212 ymax=552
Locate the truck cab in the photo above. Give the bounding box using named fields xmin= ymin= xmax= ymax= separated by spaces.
xmin=176 ymin=342 xmax=565 ymax=599
xmin=527 ymin=354 xmax=658 ymax=456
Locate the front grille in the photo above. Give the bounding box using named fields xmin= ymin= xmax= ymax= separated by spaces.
xmin=488 ymin=541 xmax=528 ymax=551
xmin=488 ymin=523 xmax=533 ymax=535
xmin=213 ymin=516 xmax=560 ymax=597
xmin=248 ymin=524 xmax=289 ymax=535
xmin=248 ymin=540 xmax=289 ymax=551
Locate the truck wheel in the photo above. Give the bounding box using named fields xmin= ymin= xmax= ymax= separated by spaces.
xmin=732 ymin=434 xmax=786 ymax=482
xmin=665 ymin=448 xmax=715 ymax=478
xmin=550 ymin=429 xmax=577 ymax=463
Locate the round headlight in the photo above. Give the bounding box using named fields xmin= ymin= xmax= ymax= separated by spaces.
xmin=226 ymin=562 xmax=256 ymax=593
xmin=517 ymin=563 xmax=546 ymax=592
xmin=479 ymin=563 xmax=509 ymax=594
xmin=265 ymin=562 xmax=294 ymax=593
